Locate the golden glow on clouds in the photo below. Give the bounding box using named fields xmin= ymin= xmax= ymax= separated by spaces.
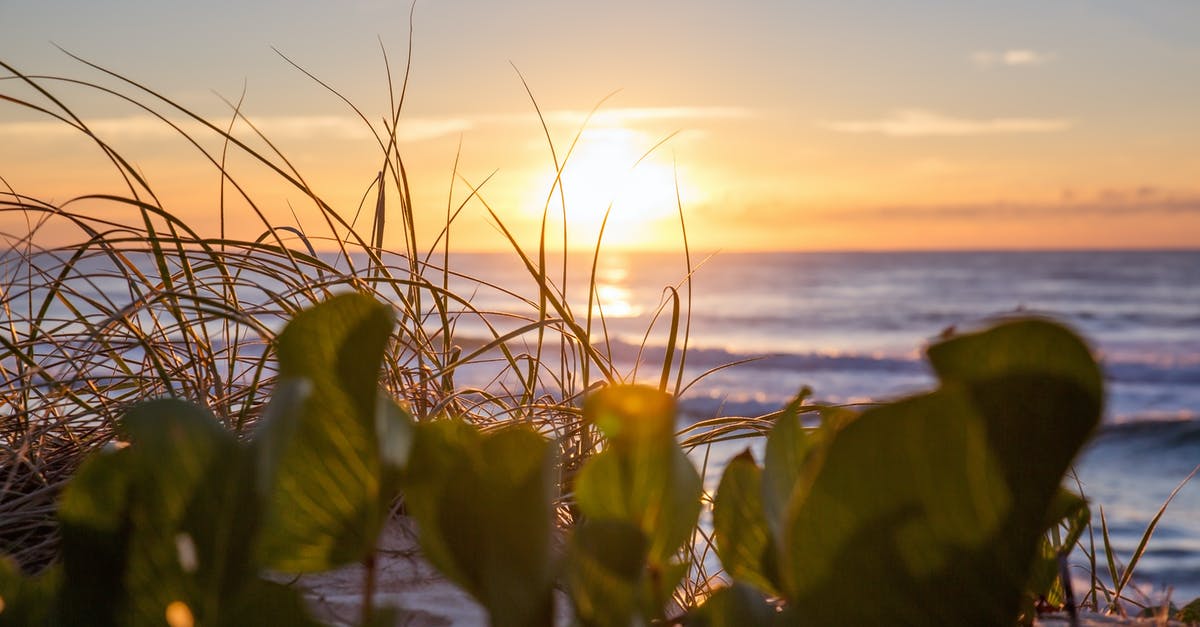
xmin=970 ymin=49 xmax=1055 ymax=68
xmin=823 ymin=110 xmax=1073 ymax=137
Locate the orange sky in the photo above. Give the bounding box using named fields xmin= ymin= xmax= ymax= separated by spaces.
xmin=2 ymin=1 xmax=1198 ymax=251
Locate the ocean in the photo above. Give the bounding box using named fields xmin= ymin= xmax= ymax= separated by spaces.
xmin=444 ymin=250 xmax=1200 ymax=603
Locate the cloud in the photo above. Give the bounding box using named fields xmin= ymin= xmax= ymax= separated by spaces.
xmin=819 ymin=188 xmax=1200 ymax=221
xmin=0 ymin=107 xmax=749 ymax=144
xmin=822 ymin=109 xmax=1073 ymax=137
xmin=541 ymin=106 xmax=751 ymax=127
xmin=0 ymin=114 xmax=447 ymax=142
xmin=971 ymin=49 xmax=1055 ymax=68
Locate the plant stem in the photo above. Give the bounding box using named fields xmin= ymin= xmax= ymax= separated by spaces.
xmin=362 ymin=549 xmax=377 ymax=626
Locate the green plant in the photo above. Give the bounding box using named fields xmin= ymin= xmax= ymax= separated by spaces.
xmin=0 ymin=293 xmax=411 ymax=626
xmin=395 ymin=384 xmax=702 ymax=627
xmin=0 ymin=50 xmax=702 ymax=578
xmin=1021 ymin=487 xmax=1090 ymax=620
xmin=1 ymin=297 xmax=1127 ymax=627
xmin=568 ymin=386 xmax=702 ymax=625
xmin=701 ymin=318 xmax=1103 ymax=626
xmin=402 ymin=419 xmax=558 ymax=627
xmin=1089 ymin=462 xmax=1200 ymax=616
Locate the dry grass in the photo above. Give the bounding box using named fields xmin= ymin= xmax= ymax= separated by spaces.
xmin=0 ymin=48 xmax=762 ymax=585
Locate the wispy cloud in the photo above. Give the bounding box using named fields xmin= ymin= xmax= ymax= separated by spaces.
xmin=0 ymin=115 xmax=416 ymax=142
xmin=822 ymin=109 xmax=1073 ymax=137
xmin=0 ymin=107 xmax=749 ymax=144
xmin=540 ymin=106 xmax=751 ymax=127
xmin=818 ymin=188 xmax=1200 ymax=221
xmin=971 ymin=49 xmax=1055 ymax=68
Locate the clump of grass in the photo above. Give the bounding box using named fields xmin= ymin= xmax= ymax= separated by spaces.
xmin=0 ymin=48 xmax=735 ymax=577
xmin=1066 ymin=463 xmax=1200 ymax=617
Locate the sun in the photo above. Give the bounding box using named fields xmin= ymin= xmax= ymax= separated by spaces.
xmin=523 ymin=127 xmax=692 ymax=248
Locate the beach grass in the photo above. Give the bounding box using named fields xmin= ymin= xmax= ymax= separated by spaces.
xmin=0 ymin=49 xmax=766 ymax=589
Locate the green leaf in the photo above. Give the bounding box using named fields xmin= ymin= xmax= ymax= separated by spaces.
xmin=376 ymin=394 xmax=415 ymax=474
xmin=55 ymin=439 xmax=133 ymax=626
xmin=567 ymin=519 xmax=648 ymax=627
xmin=761 ymin=402 xmax=814 ymax=543
xmin=643 ymin=560 xmax=690 ymax=621
xmin=376 ymin=393 xmax=416 ymax=511
xmin=402 ymin=419 xmax=479 ymax=587
xmin=55 ymin=399 xmax=279 ymax=627
xmin=219 ymin=579 xmax=323 ymax=627
xmin=712 ymin=450 xmax=779 ymax=595
xmin=576 ymin=385 xmax=702 ymax=566
xmin=439 ymin=426 xmax=557 ymax=627
xmin=1025 ymin=488 xmax=1090 ymax=612
xmin=403 ymin=423 xmax=557 ymax=627
xmin=780 ymin=319 xmax=1102 ymax=626
xmin=927 ymin=318 xmax=1103 ymax=405
xmin=686 ymin=582 xmax=779 ymax=627
xmin=118 ymin=400 xmax=247 ymax=625
xmin=255 ymin=292 xmax=396 ymax=572
xmin=586 ymin=384 xmax=677 ymax=448
xmin=0 ymin=557 xmax=58 ymax=626
xmin=1177 ymin=597 xmax=1200 ymax=623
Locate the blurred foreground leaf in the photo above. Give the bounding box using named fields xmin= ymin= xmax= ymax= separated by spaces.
xmin=255 ymin=292 xmax=396 ymax=572
xmin=576 ymin=385 xmax=702 ymax=566
xmin=1024 ymin=487 xmax=1090 ymax=618
xmin=571 ymin=385 xmax=701 ymax=625
xmin=567 ymin=519 xmax=648 ymax=627
xmin=404 ymin=422 xmax=557 ymax=627
xmin=686 ymin=582 xmax=780 ymax=627
xmin=52 ymin=400 xmax=317 ymax=626
xmin=779 ymin=319 xmax=1102 ymax=626
xmin=712 ymin=450 xmax=778 ymax=596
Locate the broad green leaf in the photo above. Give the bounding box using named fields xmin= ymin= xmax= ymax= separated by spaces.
xmin=781 ymin=319 xmax=1102 ymax=626
xmin=761 ymin=402 xmax=813 ymax=542
xmin=55 ymin=399 xmax=277 ymax=626
xmin=643 ymin=560 xmax=690 ymax=622
xmin=255 ymin=292 xmax=396 ymax=571
xmin=117 ymin=400 xmax=246 ymax=625
xmin=567 ymin=519 xmax=648 ymax=627
xmin=577 ymin=385 xmax=702 ymax=566
xmin=437 ymin=426 xmax=557 ymax=627
xmin=0 ymin=557 xmax=58 ymax=626
xmin=928 ymin=318 xmax=1103 ymax=404
xmin=1053 ymin=489 xmax=1091 ymax=553
xmin=403 ymin=422 xmax=556 ymax=627
xmin=1025 ymin=488 xmax=1090 ymax=614
xmin=376 ymin=394 xmax=416 ymax=510
xmin=219 ymin=579 xmax=323 ymax=627
xmin=586 ymin=384 xmax=676 ymax=448
xmin=686 ymin=582 xmax=779 ymax=627
xmin=712 ymin=450 xmax=779 ymax=595
xmin=402 ymin=419 xmax=480 ymax=587
xmin=1178 ymin=598 xmax=1200 ymax=623
xmin=55 ymin=439 xmax=132 ymax=626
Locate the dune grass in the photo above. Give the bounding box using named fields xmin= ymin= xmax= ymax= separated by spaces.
xmin=0 ymin=49 xmax=763 ymax=590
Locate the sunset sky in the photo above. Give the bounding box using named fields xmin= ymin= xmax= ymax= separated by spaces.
xmin=2 ymin=1 xmax=1198 ymax=251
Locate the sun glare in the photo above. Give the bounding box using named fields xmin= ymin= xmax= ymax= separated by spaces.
xmin=524 ymin=127 xmax=692 ymax=248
